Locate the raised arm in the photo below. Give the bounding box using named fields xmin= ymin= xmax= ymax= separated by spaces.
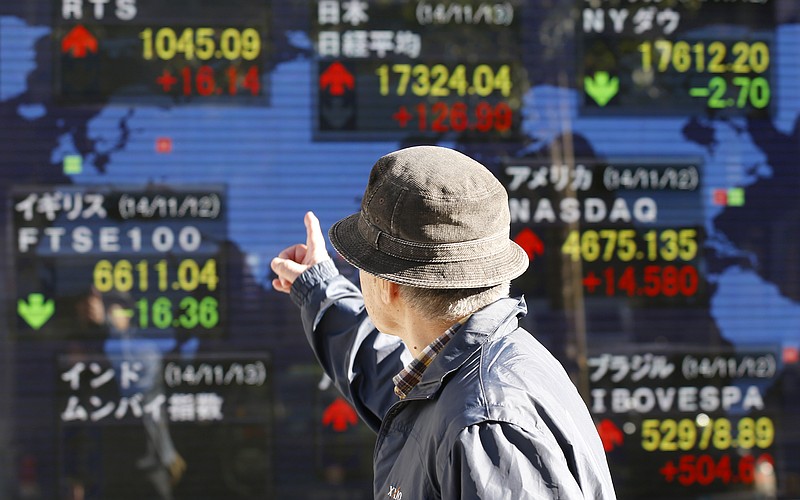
xmin=271 ymin=212 xmax=406 ymax=431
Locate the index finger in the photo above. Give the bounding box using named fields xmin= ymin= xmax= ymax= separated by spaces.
xmin=304 ymin=211 xmax=326 ymax=255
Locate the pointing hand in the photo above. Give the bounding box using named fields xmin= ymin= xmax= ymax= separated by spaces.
xmin=271 ymin=211 xmax=330 ymax=293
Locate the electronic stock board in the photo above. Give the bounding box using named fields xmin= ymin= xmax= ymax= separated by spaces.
xmin=1 ymin=0 xmax=798 ymax=498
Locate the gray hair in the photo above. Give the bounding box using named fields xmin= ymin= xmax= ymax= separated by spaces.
xmin=398 ymin=282 xmax=510 ymax=323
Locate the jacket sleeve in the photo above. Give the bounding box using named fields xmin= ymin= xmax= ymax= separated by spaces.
xmin=289 ymin=259 xmax=407 ymax=432
xmin=441 ymin=421 xmax=591 ymax=500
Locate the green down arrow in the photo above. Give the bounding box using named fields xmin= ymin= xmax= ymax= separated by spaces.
xmin=18 ymin=293 xmax=55 ymax=330
xmin=584 ymin=71 xmax=619 ymax=107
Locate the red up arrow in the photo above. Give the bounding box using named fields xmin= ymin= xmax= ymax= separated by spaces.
xmin=513 ymin=228 xmax=545 ymax=261
xmin=320 ymin=61 xmax=354 ymax=96
xmin=596 ymin=419 xmax=624 ymax=452
xmin=322 ymin=397 xmax=359 ymax=432
xmin=62 ymin=25 xmax=98 ymax=58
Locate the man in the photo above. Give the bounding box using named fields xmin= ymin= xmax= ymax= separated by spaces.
xmin=75 ymin=289 xmax=186 ymax=499
xmin=271 ymin=146 xmax=616 ymax=499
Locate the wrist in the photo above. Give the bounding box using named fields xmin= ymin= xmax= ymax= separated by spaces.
xmin=290 ymin=259 xmax=337 ymax=306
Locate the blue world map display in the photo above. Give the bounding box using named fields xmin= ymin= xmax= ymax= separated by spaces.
xmin=1 ymin=1 xmax=799 ymax=498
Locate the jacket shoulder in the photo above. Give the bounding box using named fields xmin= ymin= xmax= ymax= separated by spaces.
xmin=429 ymin=328 xmax=616 ymax=498
xmin=435 ymin=326 xmax=578 ymax=426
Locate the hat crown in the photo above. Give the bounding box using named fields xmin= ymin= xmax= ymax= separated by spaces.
xmin=361 ymin=146 xmax=510 ymax=245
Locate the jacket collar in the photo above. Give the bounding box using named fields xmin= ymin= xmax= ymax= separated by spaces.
xmin=405 ymin=296 xmax=528 ymax=400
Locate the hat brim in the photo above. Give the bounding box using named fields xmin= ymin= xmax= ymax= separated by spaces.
xmin=329 ymin=213 xmax=530 ymax=289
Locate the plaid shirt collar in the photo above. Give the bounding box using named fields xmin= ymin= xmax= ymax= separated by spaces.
xmin=392 ymin=320 xmax=464 ymax=400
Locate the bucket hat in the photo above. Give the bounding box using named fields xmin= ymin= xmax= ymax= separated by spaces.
xmin=329 ymin=146 xmax=529 ymax=288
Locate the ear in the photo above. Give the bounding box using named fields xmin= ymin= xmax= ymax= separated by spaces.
xmin=379 ymin=279 xmax=401 ymax=305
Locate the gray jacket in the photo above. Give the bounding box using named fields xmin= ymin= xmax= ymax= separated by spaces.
xmin=292 ymin=260 xmax=616 ymax=499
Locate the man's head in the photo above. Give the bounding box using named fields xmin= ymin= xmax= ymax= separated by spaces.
xmin=329 ymin=146 xmax=528 ymax=291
